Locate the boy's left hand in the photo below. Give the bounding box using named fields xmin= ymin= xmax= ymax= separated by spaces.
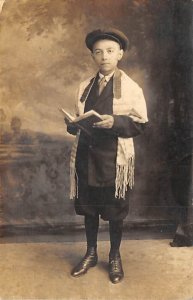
xmin=129 ymin=115 xmax=146 ymax=123
xmin=93 ymin=115 xmax=114 ymax=129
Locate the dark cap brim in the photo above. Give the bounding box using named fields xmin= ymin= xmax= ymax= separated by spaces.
xmin=85 ymin=29 xmax=129 ymax=52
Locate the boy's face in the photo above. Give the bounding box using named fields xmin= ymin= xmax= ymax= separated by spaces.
xmin=91 ymin=39 xmax=123 ymax=75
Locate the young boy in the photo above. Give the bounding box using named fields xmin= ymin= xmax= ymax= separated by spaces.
xmin=65 ymin=28 xmax=148 ymax=284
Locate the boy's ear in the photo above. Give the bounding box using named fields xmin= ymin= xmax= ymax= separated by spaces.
xmin=118 ymin=49 xmax=124 ymax=61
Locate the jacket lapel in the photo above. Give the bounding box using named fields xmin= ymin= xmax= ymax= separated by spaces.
xmin=91 ymin=77 xmax=113 ymax=111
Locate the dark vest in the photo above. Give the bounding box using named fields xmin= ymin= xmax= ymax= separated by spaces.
xmin=76 ymin=75 xmax=117 ymax=187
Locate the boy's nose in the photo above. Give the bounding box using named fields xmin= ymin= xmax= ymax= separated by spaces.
xmin=102 ymin=51 xmax=108 ymax=60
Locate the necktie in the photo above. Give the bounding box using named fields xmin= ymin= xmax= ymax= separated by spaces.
xmin=98 ymin=76 xmax=107 ymax=95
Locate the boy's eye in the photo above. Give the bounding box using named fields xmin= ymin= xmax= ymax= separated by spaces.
xmin=107 ymin=49 xmax=114 ymax=53
xmin=94 ymin=50 xmax=102 ymax=55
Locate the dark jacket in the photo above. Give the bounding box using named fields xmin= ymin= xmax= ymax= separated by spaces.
xmin=67 ymin=75 xmax=146 ymax=187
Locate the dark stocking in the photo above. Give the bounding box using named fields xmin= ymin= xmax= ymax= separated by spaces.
xmin=85 ymin=215 xmax=99 ymax=249
xmin=109 ymin=220 xmax=123 ymax=257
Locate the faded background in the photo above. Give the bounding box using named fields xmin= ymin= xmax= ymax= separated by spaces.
xmin=0 ymin=0 xmax=192 ymax=233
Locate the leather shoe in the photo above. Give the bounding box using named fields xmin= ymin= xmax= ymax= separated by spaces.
xmin=71 ymin=247 xmax=98 ymax=277
xmin=109 ymin=252 xmax=124 ymax=284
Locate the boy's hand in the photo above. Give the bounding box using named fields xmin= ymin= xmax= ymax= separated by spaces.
xmin=65 ymin=118 xmax=78 ymax=135
xmin=64 ymin=118 xmax=77 ymax=129
xmin=93 ymin=115 xmax=114 ymax=129
xmin=129 ymin=116 xmax=146 ymax=123
xmin=64 ymin=118 xmax=73 ymax=126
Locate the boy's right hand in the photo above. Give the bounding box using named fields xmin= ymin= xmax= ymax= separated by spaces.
xmin=64 ymin=118 xmax=73 ymax=126
xmin=65 ymin=118 xmax=78 ymax=135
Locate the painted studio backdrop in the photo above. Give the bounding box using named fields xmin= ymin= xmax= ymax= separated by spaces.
xmin=0 ymin=0 xmax=192 ymax=232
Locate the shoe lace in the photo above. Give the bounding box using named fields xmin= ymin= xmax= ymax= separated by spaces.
xmin=110 ymin=259 xmax=119 ymax=271
xmin=81 ymin=252 xmax=96 ymax=266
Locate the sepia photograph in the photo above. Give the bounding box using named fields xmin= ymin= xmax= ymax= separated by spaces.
xmin=0 ymin=0 xmax=193 ymax=299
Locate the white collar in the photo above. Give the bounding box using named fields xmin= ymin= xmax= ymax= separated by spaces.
xmin=98 ymin=71 xmax=115 ymax=82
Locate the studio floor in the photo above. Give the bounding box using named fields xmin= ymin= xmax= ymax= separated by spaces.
xmin=0 ymin=232 xmax=193 ymax=300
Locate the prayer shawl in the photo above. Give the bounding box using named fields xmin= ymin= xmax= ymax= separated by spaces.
xmin=70 ymin=69 xmax=148 ymax=199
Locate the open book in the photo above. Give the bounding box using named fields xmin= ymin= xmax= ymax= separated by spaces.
xmin=59 ymin=108 xmax=103 ymax=135
xmin=59 ymin=107 xmax=144 ymax=135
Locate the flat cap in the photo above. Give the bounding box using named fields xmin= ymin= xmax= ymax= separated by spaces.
xmin=85 ymin=28 xmax=129 ymax=52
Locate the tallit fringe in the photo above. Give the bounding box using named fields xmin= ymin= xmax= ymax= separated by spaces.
xmin=115 ymin=156 xmax=135 ymax=199
xmin=69 ymin=131 xmax=80 ymax=199
xmin=70 ymin=157 xmax=134 ymax=200
xmin=70 ymin=166 xmax=78 ymax=199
